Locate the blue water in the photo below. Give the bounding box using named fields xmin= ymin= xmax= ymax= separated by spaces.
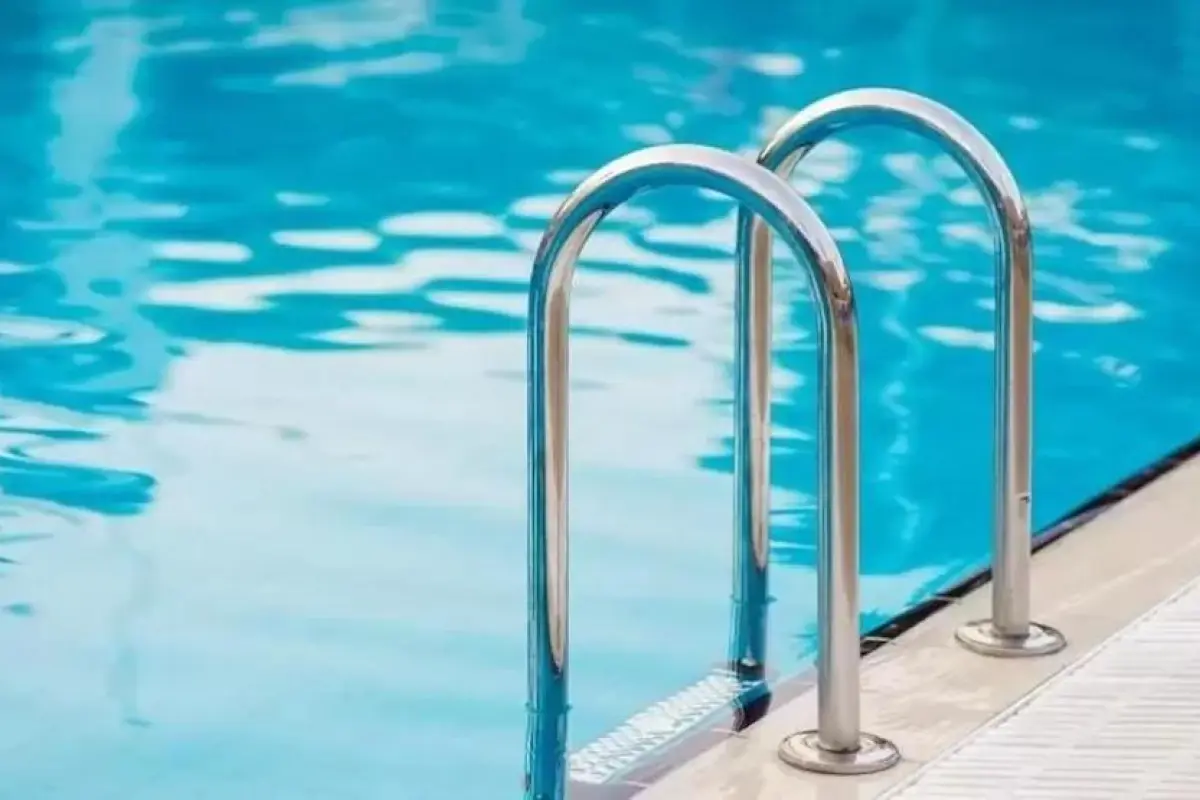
xmin=2 ymin=1 xmax=1199 ymax=797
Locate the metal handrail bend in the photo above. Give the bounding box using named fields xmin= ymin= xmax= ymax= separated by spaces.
xmin=525 ymin=143 xmax=898 ymax=799
xmin=738 ymin=90 xmax=1066 ymax=686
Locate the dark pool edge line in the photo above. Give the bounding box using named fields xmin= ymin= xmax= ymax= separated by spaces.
xmin=567 ymin=432 xmax=1200 ymax=798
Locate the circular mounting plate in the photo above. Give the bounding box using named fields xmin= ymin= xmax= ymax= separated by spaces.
xmin=955 ymin=619 xmax=1067 ymax=658
xmin=778 ymin=731 xmax=900 ymax=776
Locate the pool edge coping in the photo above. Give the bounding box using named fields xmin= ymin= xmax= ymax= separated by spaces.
xmin=567 ymin=431 xmax=1200 ymax=798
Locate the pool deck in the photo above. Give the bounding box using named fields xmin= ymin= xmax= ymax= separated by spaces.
xmin=634 ymin=452 xmax=1200 ymax=799
xmin=886 ymin=575 xmax=1200 ymax=798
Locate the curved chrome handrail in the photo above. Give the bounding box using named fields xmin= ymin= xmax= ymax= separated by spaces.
xmin=526 ymin=144 xmax=897 ymax=799
xmin=737 ymin=89 xmax=1066 ymax=676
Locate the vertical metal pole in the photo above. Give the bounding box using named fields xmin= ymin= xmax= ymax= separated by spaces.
xmin=525 ymin=143 xmax=899 ymax=799
xmin=729 ymin=213 xmax=771 ymax=679
xmin=739 ymin=88 xmax=1066 ymax=663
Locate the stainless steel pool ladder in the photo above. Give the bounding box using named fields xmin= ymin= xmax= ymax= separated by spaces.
xmin=739 ymin=88 xmax=1067 ymax=674
xmin=524 ymin=89 xmax=1068 ymax=798
xmin=524 ymin=143 xmax=897 ymax=799
xmin=740 ymin=87 xmax=1068 ymax=774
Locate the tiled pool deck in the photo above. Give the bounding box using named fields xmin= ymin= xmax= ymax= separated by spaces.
xmin=631 ymin=451 xmax=1200 ymax=799
xmin=887 ymin=575 xmax=1200 ymax=798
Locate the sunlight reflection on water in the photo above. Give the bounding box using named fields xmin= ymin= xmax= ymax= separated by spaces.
xmin=1 ymin=1 xmax=1198 ymax=797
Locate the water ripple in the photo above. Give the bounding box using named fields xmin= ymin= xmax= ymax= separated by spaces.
xmin=2 ymin=1 xmax=1199 ymax=798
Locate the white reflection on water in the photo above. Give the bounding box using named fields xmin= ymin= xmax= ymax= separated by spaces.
xmin=2 ymin=1 xmax=1194 ymax=796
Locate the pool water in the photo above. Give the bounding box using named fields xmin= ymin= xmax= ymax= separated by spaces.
xmin=2 ymin=1 xmax=1199 ymax=797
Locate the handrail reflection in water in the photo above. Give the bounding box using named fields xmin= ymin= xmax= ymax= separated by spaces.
xmin=525 ymin=143 xmax=898 ymax=799
xmin=738 ymin=90 xmax=1066 ymax=684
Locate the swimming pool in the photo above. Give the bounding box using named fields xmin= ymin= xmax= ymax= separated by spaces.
xmin=1 ymin=1 xmax=1198 ymax=797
